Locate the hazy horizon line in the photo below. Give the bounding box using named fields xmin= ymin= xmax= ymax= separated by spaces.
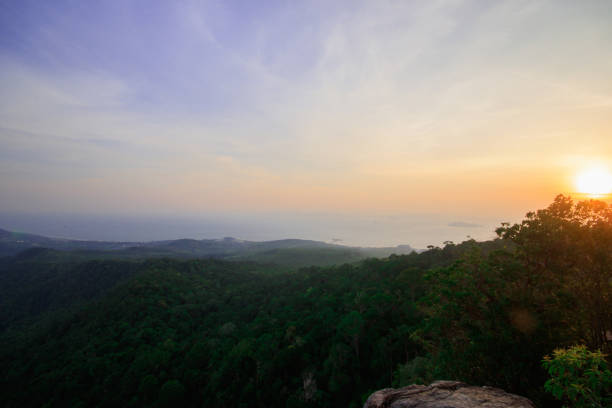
xmin=0 ymin=210 xmax=506 ymax=249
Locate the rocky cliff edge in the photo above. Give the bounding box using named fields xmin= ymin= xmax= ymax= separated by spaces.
xmin=363 ymin=381 xmax=536 ymax=408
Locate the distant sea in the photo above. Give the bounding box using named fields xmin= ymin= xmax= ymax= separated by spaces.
xmin=0 ymin=211 xmax=508 ymax=249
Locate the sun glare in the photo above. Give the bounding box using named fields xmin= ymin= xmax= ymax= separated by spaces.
xmin=574 ymin=166 xmax=612 ymax=197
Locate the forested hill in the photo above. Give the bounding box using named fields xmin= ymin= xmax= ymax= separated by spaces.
xmin=1 ymin=196 xmax=611 ymax=408
xmin=0 ymin=228 xmax=415 ymax=267
xmin=0 ymin=238 xmax=505 ymax=408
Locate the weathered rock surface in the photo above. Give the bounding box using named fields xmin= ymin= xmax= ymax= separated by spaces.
xmin=363 ymin=381 xmax=535 ymax=408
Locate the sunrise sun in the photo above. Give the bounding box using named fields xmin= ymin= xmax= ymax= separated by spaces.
xmin=574 ymin=166 xmax=612 ymax=197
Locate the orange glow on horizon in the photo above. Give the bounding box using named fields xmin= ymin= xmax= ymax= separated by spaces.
xmin=574 ymin=165 xmax=612 ymax=198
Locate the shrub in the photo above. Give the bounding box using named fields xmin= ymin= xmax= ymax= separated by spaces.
xmin=542 ymin=345 xmax=612 ymax=408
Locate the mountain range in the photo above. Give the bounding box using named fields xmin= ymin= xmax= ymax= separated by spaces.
xmin=0 ymin=228 xmax=416 ymax=268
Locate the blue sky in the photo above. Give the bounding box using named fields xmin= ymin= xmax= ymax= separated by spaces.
xmin=1 ymin=0 xmax=612 ymax=245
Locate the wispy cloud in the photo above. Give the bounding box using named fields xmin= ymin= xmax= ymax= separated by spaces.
xmin=1 ymin=0 xmax=611 ymax=219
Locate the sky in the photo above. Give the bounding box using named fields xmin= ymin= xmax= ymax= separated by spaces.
xmin=1 ymin=0 xmax=612 ymax=247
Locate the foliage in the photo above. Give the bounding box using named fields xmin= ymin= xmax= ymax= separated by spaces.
xmin=542 ymin=345 xmax=612 ymax=408
xmin=1 ymin=195 xmax=611 ymax=407
xmin=418 ymin=245 xmax=551 ymax=397
xmin=393 ymin=356 xmax=435 ymax=387
xmin=0 ymin=254 xmax=439 ymax=407
xmin=418 ymin=195 xmax=612 ymax=405
xmin=496 ymin=195 xmax=612 ymax=353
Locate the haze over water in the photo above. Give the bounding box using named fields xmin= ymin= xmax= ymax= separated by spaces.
xmin=0 ymin=211 xmax=505 ymax=249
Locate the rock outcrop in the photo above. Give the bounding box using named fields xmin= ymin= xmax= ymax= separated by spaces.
xmin=363 ymin=381 xmax=535 ymax=408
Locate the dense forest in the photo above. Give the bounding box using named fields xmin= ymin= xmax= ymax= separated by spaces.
xmin=0 ymin=195 xmax=611 ymax=407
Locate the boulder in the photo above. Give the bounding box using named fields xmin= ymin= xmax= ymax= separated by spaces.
xmin=363 ymin=381 xmax=535 ymax=408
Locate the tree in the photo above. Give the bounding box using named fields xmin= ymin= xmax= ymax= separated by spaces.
xmin=497 ymin=195 xmax=612 ymax=354
xmin=542 ymin=345 xmax=612 ymax=408
xmin=420 ymin=195 xmax=612 ymax=404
